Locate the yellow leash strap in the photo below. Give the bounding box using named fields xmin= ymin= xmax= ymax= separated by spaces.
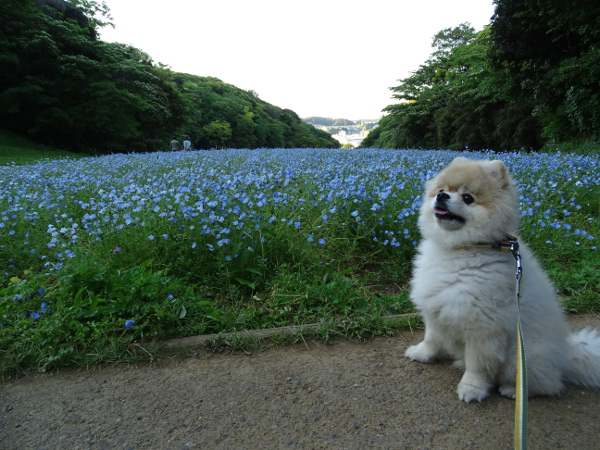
xmin=509 ymin=239 xmax=527 ymax=450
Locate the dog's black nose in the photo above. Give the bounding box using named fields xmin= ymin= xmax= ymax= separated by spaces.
xmin=436 ymin=191 xmax=450 ymax=201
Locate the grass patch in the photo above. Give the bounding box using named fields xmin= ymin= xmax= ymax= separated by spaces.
xmin=0 ymin=129 xmax=86 ymax=165
xmin=540 ymin=138 xmax=600 ymax=156
xmin=1 ymin=148 xmax=598 ymax=376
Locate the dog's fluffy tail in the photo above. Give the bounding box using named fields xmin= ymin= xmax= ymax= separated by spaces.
xmin=565 ymin=328 xmax=600 ymax=388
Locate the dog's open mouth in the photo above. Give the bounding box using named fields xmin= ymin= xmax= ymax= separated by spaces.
xmin=434 ymin=206 xmax=465 ymax=223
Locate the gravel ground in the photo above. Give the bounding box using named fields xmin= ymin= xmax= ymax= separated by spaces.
xmin=2 ymin=314 xmax=600 ymax=449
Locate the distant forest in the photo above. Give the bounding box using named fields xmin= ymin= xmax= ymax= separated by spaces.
xmin=2 ymin=1 xmax=598 ymax=154
xmin=304 ymin=117 xmax=358 ymax=127
xmin=0 ymin=0 xmax=339 ymax=153
xmin=363 ymin=0 xmax=600 ymax=152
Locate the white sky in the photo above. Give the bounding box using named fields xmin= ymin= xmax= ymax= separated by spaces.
xmin=99 ymin=0 xmax=495 ymax=120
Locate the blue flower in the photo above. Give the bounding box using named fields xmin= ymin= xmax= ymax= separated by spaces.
xmin=318 ymin=238 xmax=326 ymax=245
xmin=125 ymin=320 xmax=135 ymax=329
xmin=30 ymin=312 xmax=40 ymax=319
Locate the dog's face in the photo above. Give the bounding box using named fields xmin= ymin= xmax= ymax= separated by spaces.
xmin=419 ymin=157 xmax=520 ymax=247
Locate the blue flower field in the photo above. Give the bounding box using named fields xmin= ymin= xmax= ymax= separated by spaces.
xmin=1 ymin=149 xmax=598 ymax=374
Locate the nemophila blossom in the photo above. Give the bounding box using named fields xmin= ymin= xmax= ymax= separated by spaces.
xmin=125 ymin=320 xmax=135 ymax=329
xmin=318 ymin=238 xmax=326 ymax=245
xmin=1 ymin=148 xmax=598 ymax=281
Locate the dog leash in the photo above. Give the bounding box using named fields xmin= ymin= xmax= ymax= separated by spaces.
xmin=455 ymin=235 xmax=528 ymax=449
xmin=508 ymin=236 xmax=527 ymax=450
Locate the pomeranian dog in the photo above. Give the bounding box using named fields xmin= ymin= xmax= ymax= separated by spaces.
xmin=405 ymin=157 xmax=600 ymax=403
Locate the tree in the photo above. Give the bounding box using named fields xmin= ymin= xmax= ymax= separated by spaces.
xmin=370 ymin=23 xmax=542 ymax=151
xmin=201 ymin=120 xmax=232 ymax=148
xmin=489 ymin=0 xmax=600 ymax=142
xmin=67 ymin=0 xmax=114 ymax=30
xmin=0 ymin=0 xmax=339 ymax=153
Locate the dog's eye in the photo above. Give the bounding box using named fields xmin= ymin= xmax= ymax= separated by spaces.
xmin=462 ymin=194 xmax=475 ymax=205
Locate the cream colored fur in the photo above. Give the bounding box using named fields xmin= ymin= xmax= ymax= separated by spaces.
xmin=405 ymin=157 xmax=600 ymax=402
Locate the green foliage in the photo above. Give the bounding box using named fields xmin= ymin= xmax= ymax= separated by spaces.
xmin=370 ymin=3 xmax=600 ymax=152
xmin=304 ymin=117 xmax=358 ymax=127
xmin=489 ymin=0 xmax=600 ymax=143
xmin=369 ymin=24 xmax=542 ymax=151
xmin=169 ymin=73 xmax=339 ymax=149
xmin=0 ymin=1 xmax=181 ymax=153
xmin=0 ymin=0 xmax=338 ymax=154
xmin=0 ymin=130 xmax=83 ymax=165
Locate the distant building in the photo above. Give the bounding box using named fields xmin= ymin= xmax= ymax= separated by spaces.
xmin=332 ymin=129 xmax=366 ymax=147
xmin=305 ymin=118 xmax=378 ymax=147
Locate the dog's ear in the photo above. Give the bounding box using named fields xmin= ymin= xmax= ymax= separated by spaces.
xmin=484 ymin=160 xmax=509 ymax=184
xmin=450 ymin=156 xmax=470 ymax=166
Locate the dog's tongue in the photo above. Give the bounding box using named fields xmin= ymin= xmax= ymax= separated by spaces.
xmin=434 ymin=208 xmax=449 ymax=215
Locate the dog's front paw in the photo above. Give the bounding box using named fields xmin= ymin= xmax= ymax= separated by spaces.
xmin=499 ymin=385 xmax=516 ymax=399
xmin=457 ymin=375 xmax=491 ymax=403
xmin=405 ymin=342 xmax=437 ymax=363
xmin=452 ymin=358 xmax=466 ymax=371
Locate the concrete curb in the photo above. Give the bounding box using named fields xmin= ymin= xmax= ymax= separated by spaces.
xmin=158 ymin=313 xmax=420 ymax=353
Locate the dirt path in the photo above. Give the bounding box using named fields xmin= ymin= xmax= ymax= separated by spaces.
xmin=2 ymin=315 xmax=600 ymax=449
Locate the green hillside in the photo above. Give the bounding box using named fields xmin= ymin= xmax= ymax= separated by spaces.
xmin=0 ymin=0 xmax=338 ymax=154
xmin=363 ymin=9 xmax=600 ymax=153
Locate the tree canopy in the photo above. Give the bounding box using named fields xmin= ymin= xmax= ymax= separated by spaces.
xmin=0 ymin=0 xmax=338 ymax=153
xmin=366 ymin=1 xmax=600 ymax=151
